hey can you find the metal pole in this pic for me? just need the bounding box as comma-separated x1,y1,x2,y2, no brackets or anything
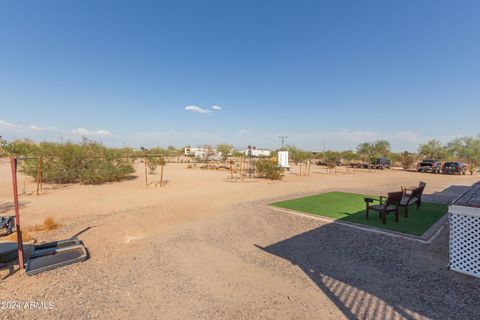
279,136,288,150
10,158,25,270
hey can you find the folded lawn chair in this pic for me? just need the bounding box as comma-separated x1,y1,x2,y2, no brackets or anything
364,191,404,224
400,182,426,218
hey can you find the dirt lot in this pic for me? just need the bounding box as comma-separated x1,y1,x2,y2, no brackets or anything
0,158,479,319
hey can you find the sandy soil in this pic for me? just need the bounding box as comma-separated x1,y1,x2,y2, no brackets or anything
0,158,479,319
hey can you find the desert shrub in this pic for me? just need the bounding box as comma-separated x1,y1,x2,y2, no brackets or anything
255,158,284,180
399,152,416,170
43,217,58,230
19,140,134,184
216,143,233,160
286,145,311,165
469,164,477,175
323,151,339,167
29,217,59,232
147,158,158,173
1,139,39,157
146,155,166,174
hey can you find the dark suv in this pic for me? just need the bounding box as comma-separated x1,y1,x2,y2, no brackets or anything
442,162,467,175
371,157,391,169
417,159,442,173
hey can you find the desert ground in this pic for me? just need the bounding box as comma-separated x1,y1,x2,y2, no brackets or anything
0,158,479,319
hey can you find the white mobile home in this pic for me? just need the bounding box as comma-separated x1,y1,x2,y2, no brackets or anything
245,149,271,157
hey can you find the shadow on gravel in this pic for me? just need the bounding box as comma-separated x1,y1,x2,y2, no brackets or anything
257,222,480,320
424,185,472,204
0,201,29,214
71,226,96,238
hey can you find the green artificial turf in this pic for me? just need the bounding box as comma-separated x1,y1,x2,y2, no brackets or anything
271,192,448,236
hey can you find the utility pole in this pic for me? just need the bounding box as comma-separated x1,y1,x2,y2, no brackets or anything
279,136,288,150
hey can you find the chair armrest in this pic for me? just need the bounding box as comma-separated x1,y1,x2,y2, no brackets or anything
364,197,380,203
402,186,415,195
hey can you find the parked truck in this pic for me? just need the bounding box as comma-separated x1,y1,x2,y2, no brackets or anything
417,159,442,173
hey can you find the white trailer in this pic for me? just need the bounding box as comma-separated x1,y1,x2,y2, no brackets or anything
185,147,202,156
194,150,222,161
245,149,271,157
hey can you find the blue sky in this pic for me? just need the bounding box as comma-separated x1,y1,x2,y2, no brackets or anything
0,1,479,151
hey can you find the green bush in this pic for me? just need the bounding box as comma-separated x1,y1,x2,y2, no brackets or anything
146,155,166,174
12,139,134,184
255,158,284,180
1,139,39,157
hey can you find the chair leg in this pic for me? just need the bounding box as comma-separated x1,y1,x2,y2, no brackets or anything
395,209,399,222
382,211,386,224
366,205,369,220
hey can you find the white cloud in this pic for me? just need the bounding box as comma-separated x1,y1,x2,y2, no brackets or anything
29,124,45,131
2,120,57,132
237,129,249,136
72,128,113,137
211,105,222,111
0,119,21,128
0,117,472,152
185,105,211,114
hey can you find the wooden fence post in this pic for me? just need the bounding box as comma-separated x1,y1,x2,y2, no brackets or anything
144,157,148,186
160,164,164,186
36,155,43,195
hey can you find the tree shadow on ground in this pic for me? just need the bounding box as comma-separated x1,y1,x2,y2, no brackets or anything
0,201,29,214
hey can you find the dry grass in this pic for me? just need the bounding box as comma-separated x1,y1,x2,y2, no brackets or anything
27,216,59,232
2,217,58,243
42,217,58,230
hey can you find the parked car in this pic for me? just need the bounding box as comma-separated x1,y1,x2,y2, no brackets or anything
350,161,369,169
417,159,442,173
370,157,391,169
442,162,467,175
316,160,341,166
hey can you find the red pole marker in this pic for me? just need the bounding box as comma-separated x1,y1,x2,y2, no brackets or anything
10,157,24,270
